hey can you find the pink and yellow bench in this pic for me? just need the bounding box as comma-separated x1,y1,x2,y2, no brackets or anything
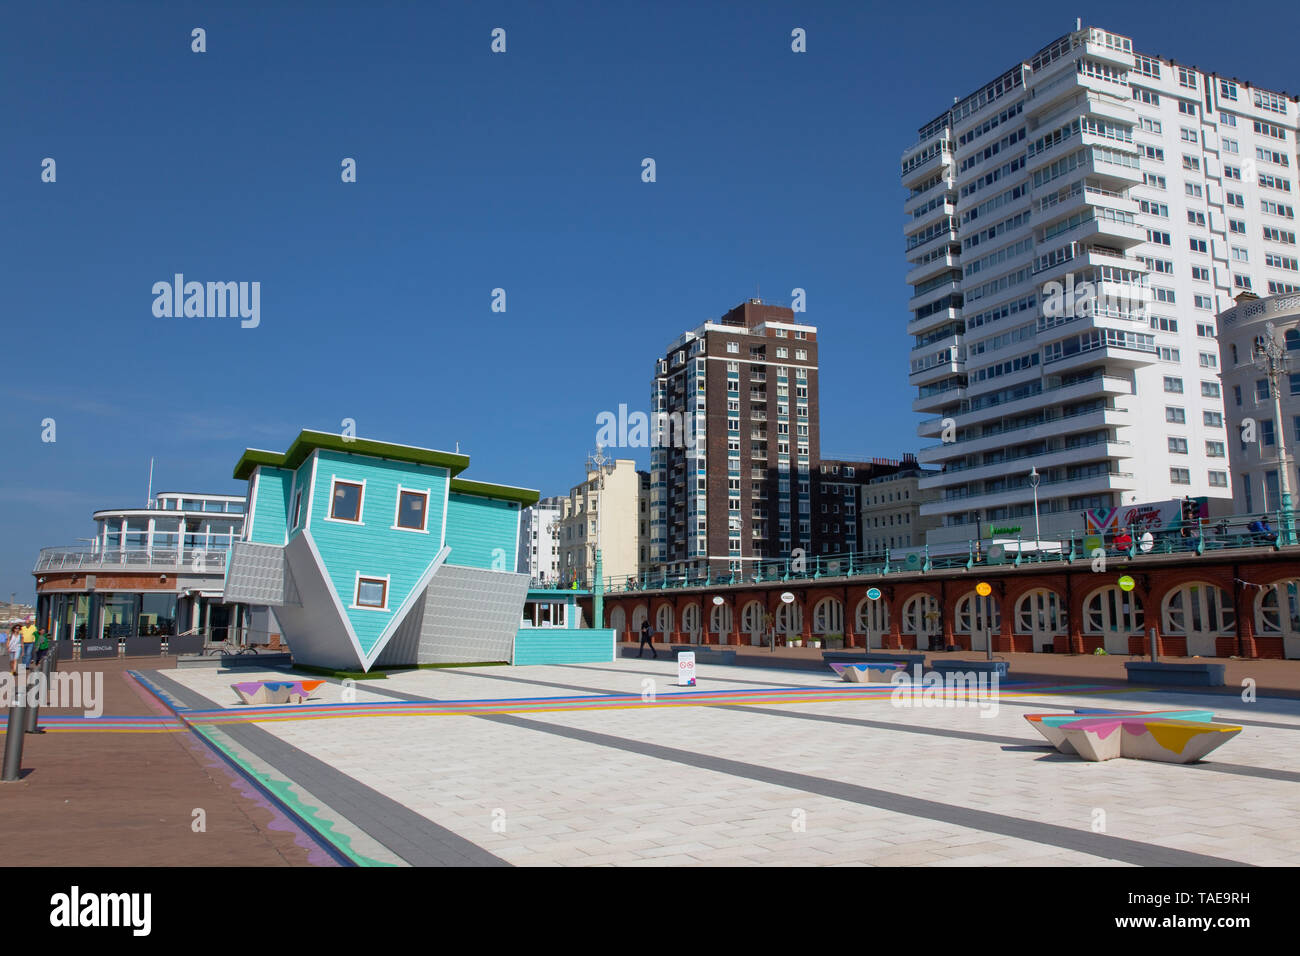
1024,708,1241,763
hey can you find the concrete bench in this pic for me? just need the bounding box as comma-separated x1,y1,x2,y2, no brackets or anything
1025,709,1214,754
1058,715,1242,763
670,645,737,665
1124,661,1226,687
231,680,324,705
828,661,909,683
823,651,926,665
928,659,1010,677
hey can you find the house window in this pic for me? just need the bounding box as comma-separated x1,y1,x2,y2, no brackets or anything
354,576,388,609
291,487,303,528
396,489,429,531
330,479,364,522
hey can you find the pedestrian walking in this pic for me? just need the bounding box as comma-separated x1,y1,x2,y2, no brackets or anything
32,628,51,668
638,620,657,659
7,625,22,675
20,620,36,669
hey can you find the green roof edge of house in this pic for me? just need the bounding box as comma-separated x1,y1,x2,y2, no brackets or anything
234,430,472,480
450,478,541,506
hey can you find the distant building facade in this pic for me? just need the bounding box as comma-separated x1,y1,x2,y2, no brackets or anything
1219,292,1300,514
557,459,648,587
518,495,563,584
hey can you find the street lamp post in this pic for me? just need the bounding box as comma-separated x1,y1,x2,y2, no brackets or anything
1253,323,1295,545
587,447,615,628
1029,466,1042,559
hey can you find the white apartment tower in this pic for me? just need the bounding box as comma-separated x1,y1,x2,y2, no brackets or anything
903,23,1299,540
517,495,562,584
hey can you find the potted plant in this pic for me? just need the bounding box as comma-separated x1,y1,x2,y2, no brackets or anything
824,632,843,649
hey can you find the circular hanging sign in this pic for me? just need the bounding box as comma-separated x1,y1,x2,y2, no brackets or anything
712,595,725,606
1139,532,1154,553
1083,535,1103,553
905,552,921,568
1118,575,1136,592
866,587,882,601
780,591,795,604
976,582,992,597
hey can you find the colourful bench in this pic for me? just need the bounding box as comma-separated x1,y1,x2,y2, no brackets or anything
829,661,908,683
1025,709,1214,755
231,680,324,705
1057,715,1241,763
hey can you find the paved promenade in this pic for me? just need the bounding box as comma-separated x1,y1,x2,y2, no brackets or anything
125,657,1300,866
1,658,328,867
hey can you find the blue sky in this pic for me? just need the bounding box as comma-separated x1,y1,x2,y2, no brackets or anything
3,0,1298,596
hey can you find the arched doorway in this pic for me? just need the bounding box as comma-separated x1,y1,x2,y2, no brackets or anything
812,598,844,638
609,606,627,639
655,604,674,639
774,601,803,643
1256,580,1300,659
1083,586,1143,654
740,601,766,647
631,604,649,635
955,591,1000,651
709,601,733,643
1162,583,1234,657
1015,588,1066,652
901,593,940,649
681,604,702,644
855,596,889,649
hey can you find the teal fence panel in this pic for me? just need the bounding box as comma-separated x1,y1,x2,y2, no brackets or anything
513,627,615,665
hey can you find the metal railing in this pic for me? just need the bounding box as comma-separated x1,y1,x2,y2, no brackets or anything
602,510,1299,594
35,546,229,573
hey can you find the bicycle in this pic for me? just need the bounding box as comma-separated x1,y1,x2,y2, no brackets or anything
203,638,261,657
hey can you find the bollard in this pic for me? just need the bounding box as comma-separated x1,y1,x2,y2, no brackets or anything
2,699,26,782
24,656,51,735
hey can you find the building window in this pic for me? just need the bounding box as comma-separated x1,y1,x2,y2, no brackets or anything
395,489,429,531
354,576,389,610
1168,437,1189,454
1163,377,1183,393
329,479,364,522
726,341,739,353
1170,468,1191,485
1208,471,1228,488
291,487,303,528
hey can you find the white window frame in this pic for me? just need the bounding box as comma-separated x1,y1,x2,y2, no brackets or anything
351,572,390,611
392,484,432,533
325,476,367,525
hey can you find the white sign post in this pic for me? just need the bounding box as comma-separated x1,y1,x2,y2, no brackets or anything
677,651,696,687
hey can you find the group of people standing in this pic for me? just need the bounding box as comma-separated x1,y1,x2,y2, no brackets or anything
6,620,50,675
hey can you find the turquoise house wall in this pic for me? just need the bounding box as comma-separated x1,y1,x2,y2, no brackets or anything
247,467,293,545
307,449,451,657
445,493,520,570
513,627,616,665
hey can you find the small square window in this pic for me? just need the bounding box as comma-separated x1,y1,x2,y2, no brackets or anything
330,480,364,522
355,577,388,609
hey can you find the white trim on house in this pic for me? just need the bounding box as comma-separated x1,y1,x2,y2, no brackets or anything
306,452,319,532
245,468,260,542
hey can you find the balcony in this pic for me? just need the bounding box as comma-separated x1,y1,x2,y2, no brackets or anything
901,145,954,189
924,438,1132,485
924,468,1138,517
919,404,1130,463
906,303,963,338
35,545,229,574
909,347,967,387
906,250,961,287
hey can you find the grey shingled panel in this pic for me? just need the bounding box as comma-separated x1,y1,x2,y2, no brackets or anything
413,565,529,664
223,541,290,605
